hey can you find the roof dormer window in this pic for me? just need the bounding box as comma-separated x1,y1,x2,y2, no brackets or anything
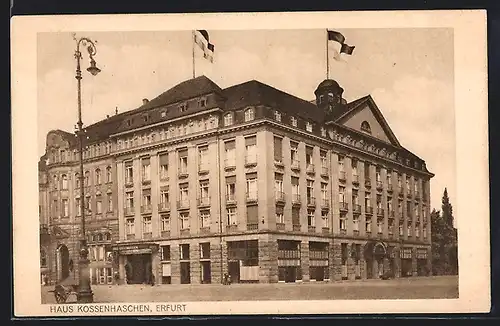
290,116,297,127
161,111,167,118
319,95,324,104
274,110,282,122
224,113,233,126
244,108,255,122
361,121,371,134
306,121,313,132
199,98,207,107
143,115,149,123
179,103,187,113
321,127,326,137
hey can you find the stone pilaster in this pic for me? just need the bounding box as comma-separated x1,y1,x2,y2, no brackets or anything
332,242,342,281
171,243,180,284
412,247,418,276
191,243,201,284
211,241,227,284
258,237,278,283
300,240,310,281
347,243,355,280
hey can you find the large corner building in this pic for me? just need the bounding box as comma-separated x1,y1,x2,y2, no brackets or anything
39,75,433,286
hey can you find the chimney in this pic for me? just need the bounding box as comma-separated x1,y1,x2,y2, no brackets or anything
142,98,149,105
115,107,118,115
106,114,110,118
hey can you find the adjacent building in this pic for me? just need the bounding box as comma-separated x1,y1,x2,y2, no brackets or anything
39,75,433,285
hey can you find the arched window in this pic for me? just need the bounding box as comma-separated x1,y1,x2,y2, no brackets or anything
52,175,58,190
328,92,334,101
97,233,103,241
224,113,233,126
95,169,101,185
84,171,90,186
361,121,372,134
75,173,81,188
105,232,111,241
106,166,112,183
61,174,68,190
244,108,255,122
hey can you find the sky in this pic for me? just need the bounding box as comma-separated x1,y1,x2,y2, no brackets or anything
37,28,455,213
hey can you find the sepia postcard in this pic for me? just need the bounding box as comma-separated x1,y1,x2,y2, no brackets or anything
11,10,490,317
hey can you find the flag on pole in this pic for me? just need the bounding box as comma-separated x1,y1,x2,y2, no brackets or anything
327,30,355,62
194,30,215,63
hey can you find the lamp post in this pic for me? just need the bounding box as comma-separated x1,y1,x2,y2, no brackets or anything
73,34,101,303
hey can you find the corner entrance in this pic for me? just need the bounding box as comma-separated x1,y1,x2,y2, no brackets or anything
125,254,152,284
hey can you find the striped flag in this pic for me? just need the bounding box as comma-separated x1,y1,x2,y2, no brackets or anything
327,30,355,62
194,30,215,63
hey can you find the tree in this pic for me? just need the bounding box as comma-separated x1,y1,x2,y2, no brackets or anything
431,188,458,275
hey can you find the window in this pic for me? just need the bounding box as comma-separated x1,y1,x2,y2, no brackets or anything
414,178,419,193
291,177,300,200
306,121,313,132
200,243,210,259
407,224,412,237
247,205,259,226
376,194,382,209
292,207,300,226
320,183,328,205
180,244,190,260
141,157,151,182
365,192,371,208
387,197,393,213
200,210,210,228
290,116,297,127
126,191,134,209
339,213,347,230
224,140,236,167
274,137,283,163
125,161,133,184
84,171,90,186
199,98,207,107
159,153,168,179
276,206,284,224
406,176,411,192
142,189,152,210
161,245,171,261
306,146,314,171
339,186,346,203
95,169,102,185
290,141,299,166
244,108,255,122
179,212,190,230
227,207,237,225
361,121,371,133
107,193,113,212
178,149,188,175
321,210,329,228
338,155,345,171
106,167,112,183
126,218,135,235
376,168,381,183
161,111,167,118
199,180,210,204
406,201,412,217
226,177,236,202
274,110,282,122
160,186,170,208
398,200,403,215
76,198,81,216
179,103,187,113
224,113,233,126
307,209,315,227
60,149,66,162
353,214,359,231
399,221,404,236
307,180,314,203
75,173,81,188
377,219,383,233
321,127,326,137
388,219,394,234
62,199,69,217
246,173,258,200
143,216,152,234
423,224,428,239
40,249,47,267
319,95,325,103
198,146,209,171
415,224,420,237
365,217,372,233
320,151,328,169
179,183,189,205
397,174,403,189
245,136,257,164
85,196,91,214
161,214,170,231
274,173,283,196
96,197,102,214
386,171,392,187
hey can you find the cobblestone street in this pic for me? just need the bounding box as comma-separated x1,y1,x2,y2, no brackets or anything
41,275,458,304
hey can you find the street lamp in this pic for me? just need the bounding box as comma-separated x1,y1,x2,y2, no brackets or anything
73,34,101,303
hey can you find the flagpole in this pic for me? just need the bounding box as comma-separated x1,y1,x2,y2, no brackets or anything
192,30,196,79
326,29,329,79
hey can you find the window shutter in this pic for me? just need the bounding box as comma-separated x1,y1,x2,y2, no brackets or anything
245,136,257,146
225,140,235,150
142,157,150,165
246,205,258,224
143,189,151,196
159,153,168,165
226,176,236,184
274,137,282,160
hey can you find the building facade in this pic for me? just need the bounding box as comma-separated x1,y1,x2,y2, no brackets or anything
39,75,433,285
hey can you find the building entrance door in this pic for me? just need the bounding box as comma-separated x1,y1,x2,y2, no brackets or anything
126,254,151,284
284,266,297,283
366,259,374,279
200,261,211,284
228,261,240,283
56,244,70,282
